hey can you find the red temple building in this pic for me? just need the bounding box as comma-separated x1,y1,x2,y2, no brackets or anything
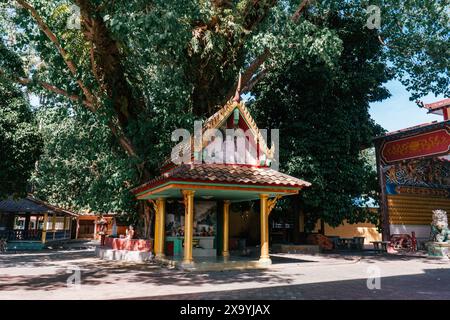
374,98,450,245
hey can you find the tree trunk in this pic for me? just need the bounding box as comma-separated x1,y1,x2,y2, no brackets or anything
143,201,153,240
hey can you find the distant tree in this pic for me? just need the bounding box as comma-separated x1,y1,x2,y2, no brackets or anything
31,106,136,214
0,44,42,197
250,13,390,229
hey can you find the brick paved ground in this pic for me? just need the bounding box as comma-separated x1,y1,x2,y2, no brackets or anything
1,246,449,300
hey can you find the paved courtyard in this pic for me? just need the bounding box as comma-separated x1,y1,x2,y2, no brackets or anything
1,245,450,300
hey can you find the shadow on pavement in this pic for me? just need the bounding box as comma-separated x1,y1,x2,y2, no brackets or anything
126,268,450,300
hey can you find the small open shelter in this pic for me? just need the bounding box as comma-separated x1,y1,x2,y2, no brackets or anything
132,90,311,268
0,195,76,249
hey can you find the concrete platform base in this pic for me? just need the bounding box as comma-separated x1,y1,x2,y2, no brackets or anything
96,247,153,262
155,256,272,271
426,241,450,259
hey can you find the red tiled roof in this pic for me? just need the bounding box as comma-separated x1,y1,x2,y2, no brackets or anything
424,98,450,111
132,164,311,195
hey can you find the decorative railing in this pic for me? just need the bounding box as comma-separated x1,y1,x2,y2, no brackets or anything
0,230,42,241
45,230,70,241
0,230,70,241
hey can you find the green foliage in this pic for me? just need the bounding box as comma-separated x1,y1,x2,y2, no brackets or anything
0,0,447,225
31,106,137,214
315,0,449,99
249,13,392,229
0,76,42,198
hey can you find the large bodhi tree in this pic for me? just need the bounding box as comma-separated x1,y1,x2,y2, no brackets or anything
0,43,42,198
0,0,448,234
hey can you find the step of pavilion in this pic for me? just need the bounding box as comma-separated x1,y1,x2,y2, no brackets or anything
154,256,272,271
95,247,153,263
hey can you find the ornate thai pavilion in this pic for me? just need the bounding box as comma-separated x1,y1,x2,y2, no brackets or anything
132,92,311,267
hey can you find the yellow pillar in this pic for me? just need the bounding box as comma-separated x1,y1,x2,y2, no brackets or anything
222,200,230,257
52,213,56,240
156,198,166,257
182,190,195,264
154,205,160,256
259,194,271,264
41,213,48,244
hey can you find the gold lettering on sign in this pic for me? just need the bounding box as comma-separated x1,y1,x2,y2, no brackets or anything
384,136,447,158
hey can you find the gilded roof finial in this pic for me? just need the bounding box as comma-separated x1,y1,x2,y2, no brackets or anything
233,71,242,103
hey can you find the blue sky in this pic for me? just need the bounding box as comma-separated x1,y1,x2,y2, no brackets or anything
369,80,444,132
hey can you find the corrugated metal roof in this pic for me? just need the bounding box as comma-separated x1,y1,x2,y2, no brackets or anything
0,198,51,213
0,196,77,216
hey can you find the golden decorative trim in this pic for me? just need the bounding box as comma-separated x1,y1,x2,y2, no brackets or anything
137,183,299,199
148,199,158,212
181,190,195,216
267,195,282,215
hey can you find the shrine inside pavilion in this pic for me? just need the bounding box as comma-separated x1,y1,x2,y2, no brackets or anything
132,92,311,267
374,98,450,243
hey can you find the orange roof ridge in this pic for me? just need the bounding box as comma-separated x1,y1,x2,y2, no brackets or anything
423,98,450,111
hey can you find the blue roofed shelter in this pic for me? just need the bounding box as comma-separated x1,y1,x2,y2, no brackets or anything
0,195,77,250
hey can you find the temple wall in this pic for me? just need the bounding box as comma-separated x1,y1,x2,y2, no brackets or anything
387,194,450,239
313,219,381,244
389,224,430,239
387,194,450,225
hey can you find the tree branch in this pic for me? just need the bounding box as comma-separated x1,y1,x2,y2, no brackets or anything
75,0,143,123
89,41,102,86
15,1,149,181
16,0,95,106
291,0,310,23
1,68,93,108
229,0,311,99
226,48,271,99
242,68,269,93
39,81,94,108
377,34,400,49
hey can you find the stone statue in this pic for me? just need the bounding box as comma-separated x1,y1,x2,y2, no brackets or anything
430,209,450,243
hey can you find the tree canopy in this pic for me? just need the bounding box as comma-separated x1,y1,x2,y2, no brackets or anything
249,12,389,228
0,0,448,230
0,44,42,198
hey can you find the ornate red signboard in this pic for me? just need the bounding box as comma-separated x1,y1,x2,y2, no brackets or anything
381,128,450,164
